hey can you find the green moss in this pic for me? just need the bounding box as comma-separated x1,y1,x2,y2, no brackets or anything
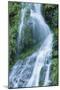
19,47,36,59
50,58,58,86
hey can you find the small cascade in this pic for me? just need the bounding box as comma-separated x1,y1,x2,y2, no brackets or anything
17,8,26,50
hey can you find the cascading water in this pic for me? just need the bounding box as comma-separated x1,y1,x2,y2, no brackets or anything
17,8,26,51
9,3,53,88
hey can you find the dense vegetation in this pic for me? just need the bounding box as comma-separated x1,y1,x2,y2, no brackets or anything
8,2,58,86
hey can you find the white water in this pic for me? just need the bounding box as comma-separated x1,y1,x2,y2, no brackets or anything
9,4,53,88
43,63,51,86
26,34,53,87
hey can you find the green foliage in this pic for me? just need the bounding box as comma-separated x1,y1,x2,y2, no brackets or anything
50,58,58,86
8,2,20,70
42,4,58,29
50,37,58,85
19,43,40,59
19,47,35,59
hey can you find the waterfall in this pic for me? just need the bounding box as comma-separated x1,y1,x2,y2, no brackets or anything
17,8,26,51
9,3,53,88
